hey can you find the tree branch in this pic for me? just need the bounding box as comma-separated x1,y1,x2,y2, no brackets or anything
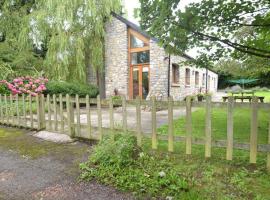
192,30,270,58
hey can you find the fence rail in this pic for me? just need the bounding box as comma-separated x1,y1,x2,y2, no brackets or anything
0,94,270,170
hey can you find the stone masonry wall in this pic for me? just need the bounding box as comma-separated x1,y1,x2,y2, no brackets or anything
104,17,128,98
170,55,218,100
148,40,169,100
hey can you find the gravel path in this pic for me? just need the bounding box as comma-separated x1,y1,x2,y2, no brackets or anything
0,128,132,200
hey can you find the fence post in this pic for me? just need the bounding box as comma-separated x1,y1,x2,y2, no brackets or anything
47,94,52,130
86,95,91,139
29,95,33,129
226,96,234,160
5,94,8,124
151,96,157,150
97,95,103,140
66,94,75,137
109,96,114,131
22,94,26,123
186,96,192,155
136,96,142,146
0,94,2,123
122,95,127,132
250,96,258,164
168,96,174,152
205,95,212,158
16,94,19,126
76,94,81,137
267,111,270,172
36,95,41,130
40,94,46,129
59,94,64,133
53,94,58,131
10,94,14,125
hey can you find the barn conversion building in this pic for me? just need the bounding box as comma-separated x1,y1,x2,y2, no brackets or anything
90,13,218,100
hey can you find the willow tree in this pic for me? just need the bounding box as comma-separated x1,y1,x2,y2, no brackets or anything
22,0,121,94
0,0,43,78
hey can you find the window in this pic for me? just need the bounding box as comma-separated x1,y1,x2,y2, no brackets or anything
131,51,150,65
195,71,199,86
202,73,206,86
207,75,210,87
185,68,190,86
130,35,148,48
172,64,179,84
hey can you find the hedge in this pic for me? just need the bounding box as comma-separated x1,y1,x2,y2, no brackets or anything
44,81,99,98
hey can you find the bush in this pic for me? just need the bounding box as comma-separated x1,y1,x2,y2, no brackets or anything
80,134,190,199
0,84,10,94
45,81,99,98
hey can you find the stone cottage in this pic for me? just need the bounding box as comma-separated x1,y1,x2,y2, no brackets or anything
100,13,218,100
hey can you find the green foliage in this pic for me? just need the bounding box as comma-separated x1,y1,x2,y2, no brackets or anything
80,134,190,198
139,0,270,66
24,0,121,82
0,1,44,78
45,81,99,98
0,84,10,95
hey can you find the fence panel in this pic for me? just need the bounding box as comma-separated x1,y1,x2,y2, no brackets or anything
136,96,142,146
250,97,258,164
151,96,157,150
205,95,212,158
226,96,234,160
1,93,270,170
186,96,192,155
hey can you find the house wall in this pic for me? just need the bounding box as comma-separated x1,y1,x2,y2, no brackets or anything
104,17,129,98
103,15,218,100
148,40,169,100
169,56,218,100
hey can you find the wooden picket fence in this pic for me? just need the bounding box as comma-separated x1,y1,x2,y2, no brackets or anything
0,93,270,170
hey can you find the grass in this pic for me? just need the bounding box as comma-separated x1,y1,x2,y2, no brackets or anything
254,91,270,102
158,107,269,144
0,127,89,159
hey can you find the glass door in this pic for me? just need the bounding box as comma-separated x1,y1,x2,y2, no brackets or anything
132,67,140,98
142,66,149,99
131,65,149,99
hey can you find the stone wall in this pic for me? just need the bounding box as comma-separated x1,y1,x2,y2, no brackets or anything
148,40,169,100
100,15,218,100
169,55,218,100
104,17,129,98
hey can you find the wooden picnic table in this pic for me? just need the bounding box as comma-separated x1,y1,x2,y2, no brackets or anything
223,91,264,102
222,96,264,102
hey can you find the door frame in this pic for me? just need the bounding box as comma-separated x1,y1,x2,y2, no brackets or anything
130,64,150,99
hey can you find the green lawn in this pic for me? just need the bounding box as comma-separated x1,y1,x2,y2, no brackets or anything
151,106,270,199
158,107,269,144
255,91,270,102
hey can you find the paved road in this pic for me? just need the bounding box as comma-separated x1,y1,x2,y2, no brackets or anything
0,129,132,200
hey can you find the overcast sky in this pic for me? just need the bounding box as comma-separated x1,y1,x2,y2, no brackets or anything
124,0,200,24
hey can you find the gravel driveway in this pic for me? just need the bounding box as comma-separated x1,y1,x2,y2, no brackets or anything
0,127,132,200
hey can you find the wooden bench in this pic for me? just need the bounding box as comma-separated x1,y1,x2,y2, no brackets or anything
222,96,264,103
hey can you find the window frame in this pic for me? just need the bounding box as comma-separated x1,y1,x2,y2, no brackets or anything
185,68,191,86
172,64,180,84
195,71,199,87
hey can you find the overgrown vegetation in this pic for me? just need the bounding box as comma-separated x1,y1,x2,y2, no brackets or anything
80,134,193,199
44,81,99,98
80,133,270,199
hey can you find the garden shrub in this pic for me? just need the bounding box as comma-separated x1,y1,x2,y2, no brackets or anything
0,84,10,94
80,134,190,199
45,81,99,98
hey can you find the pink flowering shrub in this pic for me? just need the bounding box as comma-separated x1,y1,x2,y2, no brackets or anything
0,76,48,96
